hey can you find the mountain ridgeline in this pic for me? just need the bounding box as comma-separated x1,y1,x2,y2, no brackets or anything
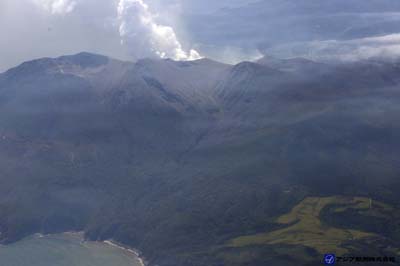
0,52,400,266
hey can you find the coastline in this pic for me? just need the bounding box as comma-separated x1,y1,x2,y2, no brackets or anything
1,231,146,266
34,231,85,239
0,231,146,266
103,240,146,266
41,232,147,266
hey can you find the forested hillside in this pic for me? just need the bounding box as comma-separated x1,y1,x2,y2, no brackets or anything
0,53,400,265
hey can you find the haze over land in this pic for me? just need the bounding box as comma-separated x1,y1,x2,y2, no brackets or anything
1,52,400,265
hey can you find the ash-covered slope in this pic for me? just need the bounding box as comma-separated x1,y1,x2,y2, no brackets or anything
0,52,227,242
1,53,400,266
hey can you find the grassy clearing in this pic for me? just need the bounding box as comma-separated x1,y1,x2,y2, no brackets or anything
228,196,381,255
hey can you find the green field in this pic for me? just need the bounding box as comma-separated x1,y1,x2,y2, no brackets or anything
228,196,389,255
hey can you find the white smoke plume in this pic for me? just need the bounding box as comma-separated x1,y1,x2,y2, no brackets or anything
117,0,201,61
32,0,77,14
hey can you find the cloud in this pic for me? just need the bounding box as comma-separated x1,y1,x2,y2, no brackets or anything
0,0,126,72
198,45,263,64
117,0,201,60
316,34,400,61
265,33,400,62
3,0,400,72
32,0,77,15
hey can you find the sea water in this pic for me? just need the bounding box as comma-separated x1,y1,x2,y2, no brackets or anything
0,233,142,266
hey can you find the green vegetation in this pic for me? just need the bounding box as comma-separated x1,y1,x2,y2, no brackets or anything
2,53,400,266
228,196,392,255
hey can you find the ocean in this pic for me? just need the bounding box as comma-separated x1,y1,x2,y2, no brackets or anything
0,233,142,266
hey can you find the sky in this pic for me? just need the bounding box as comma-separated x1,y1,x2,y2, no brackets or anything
1,0,400,72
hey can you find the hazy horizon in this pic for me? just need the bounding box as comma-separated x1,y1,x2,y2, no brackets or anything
2,0,400,72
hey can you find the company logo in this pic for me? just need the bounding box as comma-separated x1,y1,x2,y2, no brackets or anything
324,254,336,265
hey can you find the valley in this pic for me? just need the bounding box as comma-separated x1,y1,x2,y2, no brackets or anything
0,53,400,265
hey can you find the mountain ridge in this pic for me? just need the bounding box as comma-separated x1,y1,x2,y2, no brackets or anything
1,52,400,266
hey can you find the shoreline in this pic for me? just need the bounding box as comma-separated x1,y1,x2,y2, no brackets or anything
1,231,146,266
103,240,146,266
34,231,85,239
